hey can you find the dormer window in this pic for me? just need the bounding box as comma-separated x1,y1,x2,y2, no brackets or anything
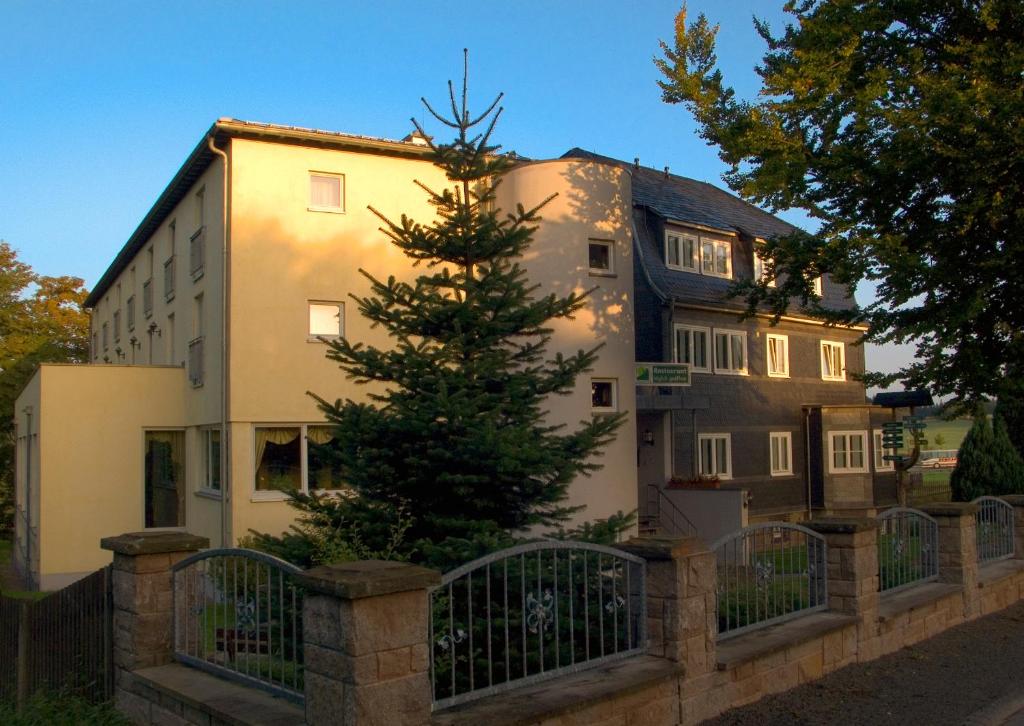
701,238,732,278
665,232,697,271
665,228,731,279
753,243,776,287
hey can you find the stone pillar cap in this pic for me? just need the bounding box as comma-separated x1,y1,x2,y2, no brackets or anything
297,560,441,599
804,518,877,534
920,502,978,517
619,534,710,560
1000,495,1024,507
101,531,209,555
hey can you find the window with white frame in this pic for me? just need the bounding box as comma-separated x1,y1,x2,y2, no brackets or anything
698,433,731,479
203,428,221,492
753,244,776,287
309,172,345,212
766,334,789,377
701,238,732,278
829,431,868,473
821,340,846,381
770,432,793,476
113,310,121,342
588,239,614,275
308,302,344,340
253,425,346,497
665,231,698,271
714,330,747,374
102,321,109,351
126,295,135,332
591,379,617,412
812,275,823,296
144,429,185,528
873,430,895,471
674,324,710,372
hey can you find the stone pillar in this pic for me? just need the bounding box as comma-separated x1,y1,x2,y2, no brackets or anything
921,502,980,617
620,535,715,678
1000,495,1024,559
298,560,441,726
806,519,879,646
100,531,208,678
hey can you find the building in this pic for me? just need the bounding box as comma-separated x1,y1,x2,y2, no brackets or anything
13,120,638,589
13,120,894,590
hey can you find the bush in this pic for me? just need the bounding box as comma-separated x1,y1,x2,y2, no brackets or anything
0,692,129,726
951,415,1024,500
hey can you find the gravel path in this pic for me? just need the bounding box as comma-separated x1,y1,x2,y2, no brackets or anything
704,601,1024,726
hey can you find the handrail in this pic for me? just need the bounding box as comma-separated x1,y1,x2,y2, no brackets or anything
645,484,698,538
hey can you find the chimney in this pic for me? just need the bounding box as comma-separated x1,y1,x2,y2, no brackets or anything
664,166,670,178
634,157,640,170
403,130,432,146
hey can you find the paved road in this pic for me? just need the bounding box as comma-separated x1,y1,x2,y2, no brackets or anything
704,601,1024,726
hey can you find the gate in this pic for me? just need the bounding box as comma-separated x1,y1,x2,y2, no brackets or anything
0,565,113,704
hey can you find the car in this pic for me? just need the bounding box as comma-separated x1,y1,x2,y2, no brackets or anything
919,456,957,469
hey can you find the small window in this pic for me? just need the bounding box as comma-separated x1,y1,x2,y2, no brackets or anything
588,240,614,275
873,430,895,472
92,332,99,360
701,238,732,278
812,275,823,297
307,426,346,490
829,431,868,473
698,433,731,479
309,173,344,212
195,187,205,231
127,296,136,332
821,341,845,381
591,379,617,412
113,310,121,342
665,232,697,271
714,330,747,374
753,245,776,287
144,430,185,528
674,324,710,372
770,432,793,476
767,334,789,378
309,302,344,340
102,322,109,351
204,429,222,491
255,427,302,492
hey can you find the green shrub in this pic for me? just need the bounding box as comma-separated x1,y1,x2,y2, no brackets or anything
0,692,129,726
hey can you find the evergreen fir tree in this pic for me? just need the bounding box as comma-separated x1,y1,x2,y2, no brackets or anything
951,416,998,501
304,60,625,567
995,369,1024,461
992,414,1024,495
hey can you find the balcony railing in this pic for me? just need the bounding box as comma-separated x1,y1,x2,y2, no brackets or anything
143,279,153,318
188,337,204,387
190,227,205,280
164,256,176,301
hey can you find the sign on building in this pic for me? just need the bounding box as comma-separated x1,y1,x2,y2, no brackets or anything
635,362,691,386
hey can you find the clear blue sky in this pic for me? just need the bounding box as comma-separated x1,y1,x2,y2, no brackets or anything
0,0,912,380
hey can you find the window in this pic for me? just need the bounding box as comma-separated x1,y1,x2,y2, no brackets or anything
309,302,344,340
698,433,731,479
714,330,747,374
194,187,205,231
92,332,99,360
591,379,617,412
127,295,136,332
193,294,204,339
113,310,121,342
665,232,697,271
753,245,776,287
821,341,846,381
770,432,793,476
674,324,710,372
144,430,185,528
165,221,176,301
588,239,614,275
309,172,344,212
829,431,868,473
166,313,175,365
811,276,823,296
766,334,789,378
873,430,895,472
203,429,221,492
701,238,732,278
254,425,346,497
189,228,205,280
102,322,109,351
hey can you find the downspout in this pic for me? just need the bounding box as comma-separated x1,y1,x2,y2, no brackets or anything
22,406,33,589
208,136,231,548
805,407,813,519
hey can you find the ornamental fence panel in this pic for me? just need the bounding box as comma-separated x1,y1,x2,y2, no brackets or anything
973,497,1015,564
428,540,646,710
878,508,939,593
711,523,827,640
171,548,304,703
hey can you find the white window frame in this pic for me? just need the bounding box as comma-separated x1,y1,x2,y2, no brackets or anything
828,430,869,474
698,433,732,480
873,430,895,472
251,423,348,501
753,242,776,287
673,324,711,372
308,171,345,213
588,239,615,276
821,340,846,381
665,231,698,272
198,427,222,497
812,275,823,296
766,334,790,378
308,301,345,341
700,238,732,279
591,378,618,413
770,431,793,476
713,329,748,375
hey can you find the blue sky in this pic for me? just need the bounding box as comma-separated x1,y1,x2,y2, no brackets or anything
0,0,913,379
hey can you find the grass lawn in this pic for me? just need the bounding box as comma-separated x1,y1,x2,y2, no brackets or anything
0,537,47,600
920,417,971,451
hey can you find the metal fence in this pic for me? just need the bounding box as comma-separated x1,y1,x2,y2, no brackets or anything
429,541,646,710
878,508,939,593
0,565,112,704
973,496,1015,564
172,548,304,703
711,523,827,640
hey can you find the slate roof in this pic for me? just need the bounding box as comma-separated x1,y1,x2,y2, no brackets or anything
561,147,856,313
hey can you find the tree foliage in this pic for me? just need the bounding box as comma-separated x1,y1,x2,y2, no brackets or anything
0,241,90,533
258,62,625,570
994,368,1024,460
656,1,1024,404
950,414,1024,500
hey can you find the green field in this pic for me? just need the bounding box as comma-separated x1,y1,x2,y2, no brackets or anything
919,418,971,451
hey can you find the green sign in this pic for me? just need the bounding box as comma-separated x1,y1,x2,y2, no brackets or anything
881,422,903,431
636,362,691,386
883,454,910,462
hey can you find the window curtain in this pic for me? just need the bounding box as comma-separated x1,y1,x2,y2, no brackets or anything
307,426,334,445
254,427,300,472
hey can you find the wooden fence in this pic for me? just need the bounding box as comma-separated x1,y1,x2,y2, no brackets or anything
0,565,112,705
